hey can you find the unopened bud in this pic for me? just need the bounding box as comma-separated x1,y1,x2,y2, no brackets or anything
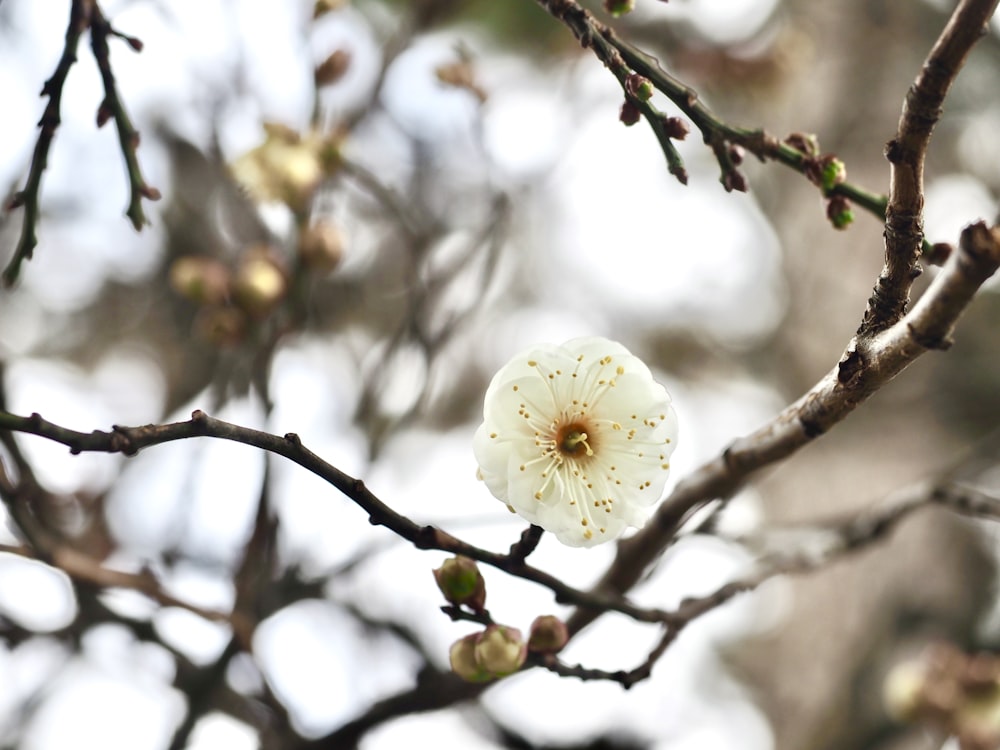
723,169,748,193
433,556,486,611
169,256,231,305
122,34,144,52
96,100,113,128
315,50,351,87
784,132,820,157
527,615,568,654
232,248,288,317
604,0,635,17
819,155,847,192
619,100,640,127
826,195,854,230
449,633,493,683
626,74,653,102
883,660,927,722
663,116,690,140
474,625,527,677
298,221,345,273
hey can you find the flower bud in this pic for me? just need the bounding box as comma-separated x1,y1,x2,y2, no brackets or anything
723,169,748,193
298,221,345,273
784,132,820,157
169,256,231,305
826,195,854,230
625,74,653,102
232,247,288,318
474,625,527,677
449,633,493,683
433,556,486,611
819,155,847,192
663,116,690,140
527,615,568,654
619,100,641,127
604,0,634,17
883,660,927,722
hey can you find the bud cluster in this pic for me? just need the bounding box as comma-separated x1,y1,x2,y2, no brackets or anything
884,642,1000,750
433,556,569,683
168,215,348,344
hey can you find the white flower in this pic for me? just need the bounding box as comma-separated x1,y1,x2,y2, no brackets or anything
473,337,678,547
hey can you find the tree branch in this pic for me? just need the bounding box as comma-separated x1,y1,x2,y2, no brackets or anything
3,0,90,287
0,409,674,627
570,220,1000,635
859,0,1000,335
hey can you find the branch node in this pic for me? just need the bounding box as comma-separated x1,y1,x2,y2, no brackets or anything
837,348,866,385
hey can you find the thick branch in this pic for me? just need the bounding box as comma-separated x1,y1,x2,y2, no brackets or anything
859,0,1000,335
569,221,1000,634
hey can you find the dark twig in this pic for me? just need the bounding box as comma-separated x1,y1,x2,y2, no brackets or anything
859,0,1000,336
0,409,673,626
532,0,895,217
89,3,160,230
3,0,159,287
507,524,544,564
3,0,90,287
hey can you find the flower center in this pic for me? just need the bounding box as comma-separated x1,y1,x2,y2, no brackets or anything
556,422,595,459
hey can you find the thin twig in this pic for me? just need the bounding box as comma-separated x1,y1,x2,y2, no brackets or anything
90,3,160,229
3,0,91,287
3,0,159,286
0,409,675,626
531,0,895,223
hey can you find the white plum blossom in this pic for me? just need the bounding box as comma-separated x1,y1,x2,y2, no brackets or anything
473,337,678,547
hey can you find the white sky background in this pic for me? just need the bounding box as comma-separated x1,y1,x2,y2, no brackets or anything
1,0,993,748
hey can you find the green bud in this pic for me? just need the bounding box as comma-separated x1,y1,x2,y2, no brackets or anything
626,73,653,102
604,0,634,16
433,556,486,611
820,156,847,192
826,196,854,230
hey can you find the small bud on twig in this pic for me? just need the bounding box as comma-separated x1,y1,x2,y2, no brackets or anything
619,100,641,126
785,132,820,157
723,169,748,193
528,615,569,654
625,73,654,102
449,633,493,683
826,195,854,229
433,556,486,611
474,625,527,677
663,116,690,140
298,221,346,273
96,100,113,128
604,0,635,17
819,155,847,192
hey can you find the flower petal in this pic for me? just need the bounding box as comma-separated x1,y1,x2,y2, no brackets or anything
474,336,678,547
